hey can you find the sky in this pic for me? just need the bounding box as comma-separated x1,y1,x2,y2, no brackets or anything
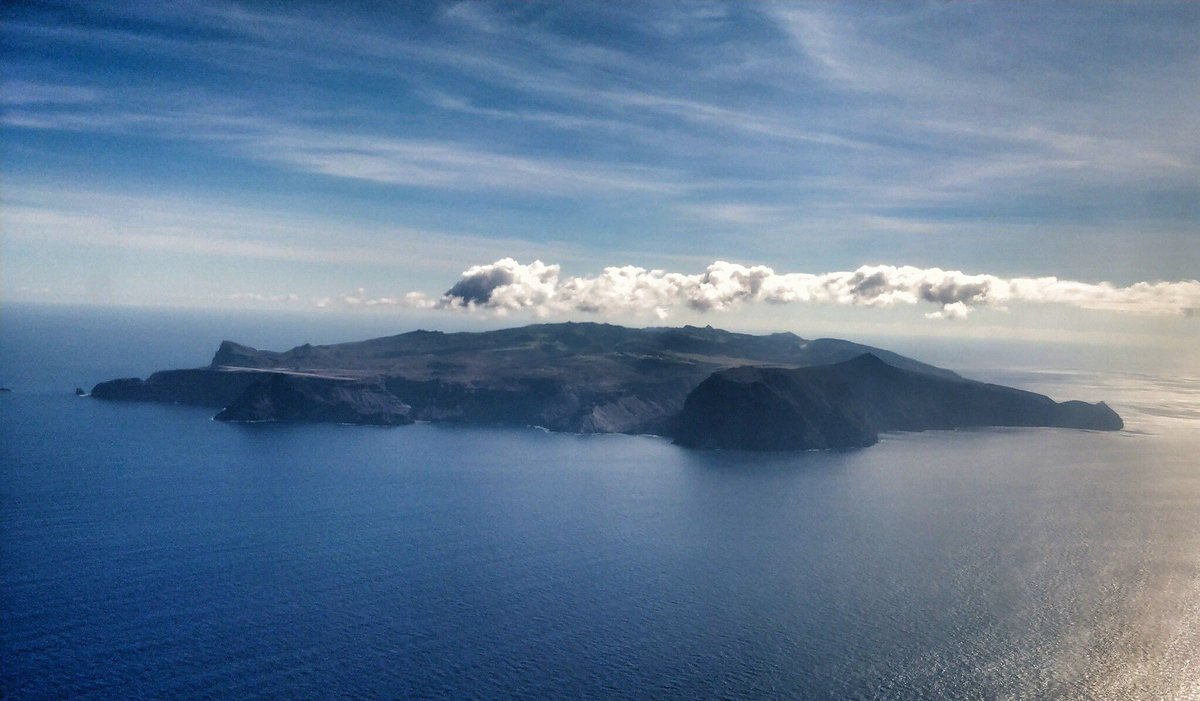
2,1,1197,351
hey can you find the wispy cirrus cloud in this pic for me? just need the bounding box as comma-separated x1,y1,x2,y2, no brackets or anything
767,4,1200,190
245,130,685,195
7,1,1195,208
0,189,577,272
0,80,99,105
4,0,1198,319
1,102,687,195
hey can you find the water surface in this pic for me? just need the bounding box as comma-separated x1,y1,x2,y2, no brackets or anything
2,306,1197,699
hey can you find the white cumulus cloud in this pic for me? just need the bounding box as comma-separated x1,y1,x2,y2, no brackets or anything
434,259,1200,320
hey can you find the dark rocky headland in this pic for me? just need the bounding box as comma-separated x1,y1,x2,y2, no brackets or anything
671,353,1121,450
91,322,1121,450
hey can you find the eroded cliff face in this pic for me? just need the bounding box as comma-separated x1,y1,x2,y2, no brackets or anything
94,323,929,431
90,323,1123,449
90,369,259,407
378,375,696,434
669,367,877,451
214,374,412,426
672,354,1123,451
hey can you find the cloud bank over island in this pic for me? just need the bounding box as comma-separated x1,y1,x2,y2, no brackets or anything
386,258,1200,321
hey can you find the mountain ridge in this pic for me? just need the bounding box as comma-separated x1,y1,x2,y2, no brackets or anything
671,353,1121,450
90,322,1120,448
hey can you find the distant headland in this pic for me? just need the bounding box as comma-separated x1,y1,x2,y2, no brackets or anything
91,322,1121,450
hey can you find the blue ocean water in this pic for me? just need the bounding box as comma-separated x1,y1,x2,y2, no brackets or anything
2,305,1198,699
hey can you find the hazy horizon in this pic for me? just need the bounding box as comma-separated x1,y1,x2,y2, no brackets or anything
2,2,1197,358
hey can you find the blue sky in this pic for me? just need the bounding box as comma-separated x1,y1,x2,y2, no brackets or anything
2,1,1197,347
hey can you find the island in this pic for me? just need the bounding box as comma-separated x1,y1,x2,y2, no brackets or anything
671,353,1121,450
90,322,1121,450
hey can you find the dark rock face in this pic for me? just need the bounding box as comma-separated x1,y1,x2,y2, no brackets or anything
210,341,263,368
93,322,953,432
90,323,1122,443
672,354,1124,451
380,375,695,434
91,369,261,406
670,366,877,450
214,373,412,425
1051,400,1124,431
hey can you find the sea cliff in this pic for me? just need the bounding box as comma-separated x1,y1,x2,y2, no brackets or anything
671,354,1122,450
90,322,1122,449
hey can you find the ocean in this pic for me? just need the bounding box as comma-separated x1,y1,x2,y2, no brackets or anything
2,304,1198,699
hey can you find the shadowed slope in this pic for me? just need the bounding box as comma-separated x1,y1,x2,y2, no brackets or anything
672,354,1123,451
